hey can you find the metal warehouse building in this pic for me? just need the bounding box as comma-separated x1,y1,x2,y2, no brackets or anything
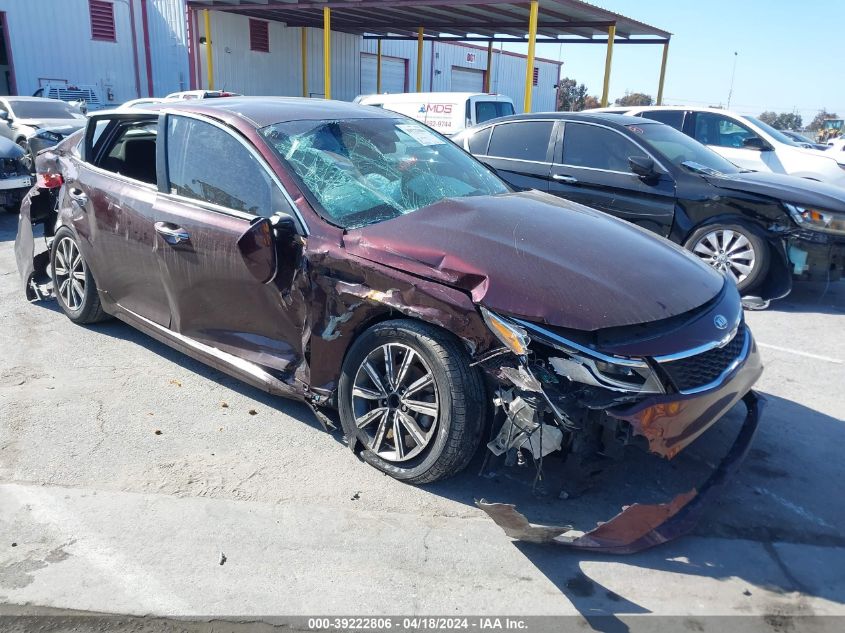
0,1,670,112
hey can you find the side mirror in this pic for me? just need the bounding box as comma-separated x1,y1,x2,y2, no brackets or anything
0,110,8,121
742,136,771,151
628,155,657,178
237,217,278,284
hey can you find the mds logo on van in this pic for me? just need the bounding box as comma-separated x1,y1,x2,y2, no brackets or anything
418,103,453,114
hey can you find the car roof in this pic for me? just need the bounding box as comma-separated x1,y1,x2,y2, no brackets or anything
149,96,401,127
469,111,651,127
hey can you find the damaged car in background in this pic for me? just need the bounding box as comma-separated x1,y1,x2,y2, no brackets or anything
0,136,32,212
17,98,762,553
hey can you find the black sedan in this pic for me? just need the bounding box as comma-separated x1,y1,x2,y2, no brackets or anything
454,113,845,302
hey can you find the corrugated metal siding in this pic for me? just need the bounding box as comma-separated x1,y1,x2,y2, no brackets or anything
362,39,559,112
145,0,190,96
0,0,140,103
0,0,559,108
196,11,361,101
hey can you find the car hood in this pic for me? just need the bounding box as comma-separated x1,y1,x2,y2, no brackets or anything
16,117,86,131
343,190,724,331
704,170,845,214
35,122,86,136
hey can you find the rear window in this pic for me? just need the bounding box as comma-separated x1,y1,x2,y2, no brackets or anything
476,101,515,124
487,121,553,162
7,100,85,120
638,109,685,130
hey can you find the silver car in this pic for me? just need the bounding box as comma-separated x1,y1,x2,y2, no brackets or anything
0,97,87,169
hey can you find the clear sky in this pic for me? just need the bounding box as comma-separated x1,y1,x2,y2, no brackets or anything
502,0,844,122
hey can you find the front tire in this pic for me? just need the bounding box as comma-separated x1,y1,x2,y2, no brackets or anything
684,223,770,293
50,227,109,324
338,319,486,484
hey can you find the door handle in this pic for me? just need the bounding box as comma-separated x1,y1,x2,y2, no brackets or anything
154,221,191,245
68,188,88,206
552,174,578,184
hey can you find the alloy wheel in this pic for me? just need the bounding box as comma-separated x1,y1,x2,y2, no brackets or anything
691,229,756,285
351,343,440,462
53,236,86,311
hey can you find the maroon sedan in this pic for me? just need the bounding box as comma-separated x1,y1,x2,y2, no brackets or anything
17,98,762,552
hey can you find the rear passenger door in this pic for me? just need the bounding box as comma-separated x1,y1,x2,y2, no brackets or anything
152,112,306,375
70,113,170,326
474,119,556,191
549,121,676,236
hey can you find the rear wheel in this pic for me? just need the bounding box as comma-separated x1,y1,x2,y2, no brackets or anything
338,320,486,484
684,223,769,293
50,227,109,324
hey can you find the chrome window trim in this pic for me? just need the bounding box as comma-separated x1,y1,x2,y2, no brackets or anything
669,328,751,395
476,154,553,166
79,160,159,193
161,109,310,236
557,120,672,176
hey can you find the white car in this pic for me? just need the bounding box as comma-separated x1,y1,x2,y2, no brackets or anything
165,90,242,100
591,105,845,188
827,137,845,152
354,92,515,136
117,97,179,110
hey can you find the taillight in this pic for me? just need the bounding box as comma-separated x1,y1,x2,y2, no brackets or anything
37,173,64,189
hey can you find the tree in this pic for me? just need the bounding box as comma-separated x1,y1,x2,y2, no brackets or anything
773,112,802,130
808,109,840,131
556,77,589,111
583,95,601,110
758,111,778,126
614,92,654,107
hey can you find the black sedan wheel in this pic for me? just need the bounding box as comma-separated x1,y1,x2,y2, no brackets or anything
685,223,769,293
338,320,486,484
50,227,109,324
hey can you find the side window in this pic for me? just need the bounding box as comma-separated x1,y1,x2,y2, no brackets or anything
639,109,685,131
467,126,493,154
487,121,554,162
693,112,755,148
560,123,640,172
166,115,282,217
475,101,514,124
94,120,158,186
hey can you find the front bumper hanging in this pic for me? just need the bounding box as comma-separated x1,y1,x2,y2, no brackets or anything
477,391,762,554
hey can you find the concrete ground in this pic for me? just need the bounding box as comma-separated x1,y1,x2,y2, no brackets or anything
1,210,844,630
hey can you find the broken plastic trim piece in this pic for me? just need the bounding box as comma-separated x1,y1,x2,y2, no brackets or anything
477,391,761,554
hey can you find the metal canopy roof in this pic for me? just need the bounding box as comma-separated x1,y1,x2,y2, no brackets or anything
190,0,671,42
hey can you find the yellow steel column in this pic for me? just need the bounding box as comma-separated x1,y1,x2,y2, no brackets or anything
416,27,424,92
203,9,214,90
301,27,308,97
323,6,331,99
523,0,538,112
656,40,669,105
600,24,616,107
377,39,382,93
484,39,493,92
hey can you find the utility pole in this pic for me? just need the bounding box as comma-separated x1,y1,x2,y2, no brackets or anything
727,51,738,109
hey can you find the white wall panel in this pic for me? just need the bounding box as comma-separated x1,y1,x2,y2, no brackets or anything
0,0,143,104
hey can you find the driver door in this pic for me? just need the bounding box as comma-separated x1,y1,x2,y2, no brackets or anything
690,111,779,173
152,113,306,376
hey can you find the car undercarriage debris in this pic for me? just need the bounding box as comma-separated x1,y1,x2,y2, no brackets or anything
477,391,761,553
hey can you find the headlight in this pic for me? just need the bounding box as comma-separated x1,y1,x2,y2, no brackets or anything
512,318,665,394
36,131,62,143
480,307,530,356
785,203,845,235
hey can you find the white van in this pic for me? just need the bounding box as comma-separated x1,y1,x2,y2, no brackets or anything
355,92,515,136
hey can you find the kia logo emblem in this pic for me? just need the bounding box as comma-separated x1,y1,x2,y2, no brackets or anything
714,315,729,330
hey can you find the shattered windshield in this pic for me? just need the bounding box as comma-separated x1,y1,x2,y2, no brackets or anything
260,117,507,229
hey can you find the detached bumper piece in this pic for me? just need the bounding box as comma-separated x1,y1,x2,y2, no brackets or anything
477,391,762,554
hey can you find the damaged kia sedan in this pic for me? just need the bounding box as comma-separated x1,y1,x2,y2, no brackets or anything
17,98,762,552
